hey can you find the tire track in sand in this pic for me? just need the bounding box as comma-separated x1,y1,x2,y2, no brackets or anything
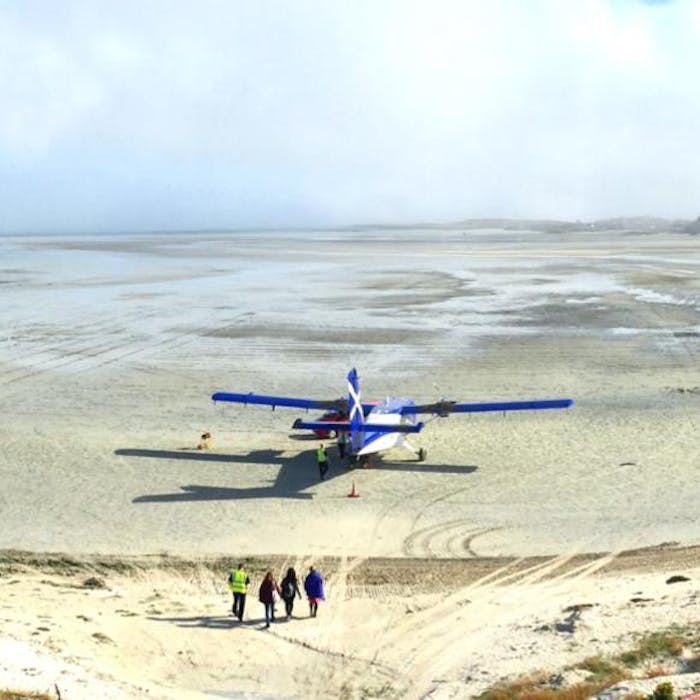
402,521,498,558
276,553,399,697
396,550,621,700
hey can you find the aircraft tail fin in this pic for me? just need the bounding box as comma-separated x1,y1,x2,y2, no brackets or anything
347,367,364,453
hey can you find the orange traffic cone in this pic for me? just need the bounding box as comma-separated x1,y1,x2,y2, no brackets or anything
348,480,360,498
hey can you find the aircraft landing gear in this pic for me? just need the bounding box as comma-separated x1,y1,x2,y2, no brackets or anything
417,448,427,462
348,455,366,469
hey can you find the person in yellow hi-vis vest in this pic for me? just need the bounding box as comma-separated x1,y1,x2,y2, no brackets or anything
227,562,250,621
316,443,328,480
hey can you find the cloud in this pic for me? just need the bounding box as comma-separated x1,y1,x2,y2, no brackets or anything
1,0,700,232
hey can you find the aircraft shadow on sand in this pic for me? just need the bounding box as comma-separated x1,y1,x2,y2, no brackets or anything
120,448,316,502
116,447,477,503
115,447,302,465
375,460,477,475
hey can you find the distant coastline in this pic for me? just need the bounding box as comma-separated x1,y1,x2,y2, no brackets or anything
2,214,700,237
347,215,700,234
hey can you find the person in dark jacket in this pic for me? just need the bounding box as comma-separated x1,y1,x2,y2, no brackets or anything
303,565,325,618
280,567,302,618
258,571,281,628
337,431,348,459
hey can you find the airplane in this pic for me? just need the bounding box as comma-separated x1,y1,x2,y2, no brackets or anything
211,368,573,464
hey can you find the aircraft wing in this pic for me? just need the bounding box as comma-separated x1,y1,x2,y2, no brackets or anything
212,391,348,411
403,398,573,416
212,391,380,414
292,419,424,434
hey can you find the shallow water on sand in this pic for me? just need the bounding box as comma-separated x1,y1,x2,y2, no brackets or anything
2,229,698,380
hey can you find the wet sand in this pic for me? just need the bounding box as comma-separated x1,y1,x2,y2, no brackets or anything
0,227,699,697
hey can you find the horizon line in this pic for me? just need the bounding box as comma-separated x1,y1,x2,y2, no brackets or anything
1,214,698,238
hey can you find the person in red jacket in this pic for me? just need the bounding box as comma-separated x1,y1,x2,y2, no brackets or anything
258,571,281,628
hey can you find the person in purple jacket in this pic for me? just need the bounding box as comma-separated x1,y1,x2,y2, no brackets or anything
303,565,325,618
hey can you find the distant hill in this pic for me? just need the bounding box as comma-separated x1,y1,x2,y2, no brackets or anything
450,216,699,234
346,216,700,234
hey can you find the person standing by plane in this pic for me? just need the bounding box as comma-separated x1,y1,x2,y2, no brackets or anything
228,562,250,621
316,443,328,480
304,565,325,618
337,430,348,460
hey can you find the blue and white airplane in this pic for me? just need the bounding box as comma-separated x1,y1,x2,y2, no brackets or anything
212,368,573,463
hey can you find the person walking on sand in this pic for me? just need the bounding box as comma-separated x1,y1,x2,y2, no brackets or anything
316,443,328,480
304,565,325,618
280,567,302,618
228,562,250,621
259,571,281,628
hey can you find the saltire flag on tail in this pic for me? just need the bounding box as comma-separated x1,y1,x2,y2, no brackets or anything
347,367,364,454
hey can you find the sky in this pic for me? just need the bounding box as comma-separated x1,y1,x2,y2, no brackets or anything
1,0,699,233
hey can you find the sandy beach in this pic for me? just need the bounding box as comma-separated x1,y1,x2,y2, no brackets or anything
1,226,699,698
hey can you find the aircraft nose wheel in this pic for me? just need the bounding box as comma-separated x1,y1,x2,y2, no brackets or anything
417,448,427,462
